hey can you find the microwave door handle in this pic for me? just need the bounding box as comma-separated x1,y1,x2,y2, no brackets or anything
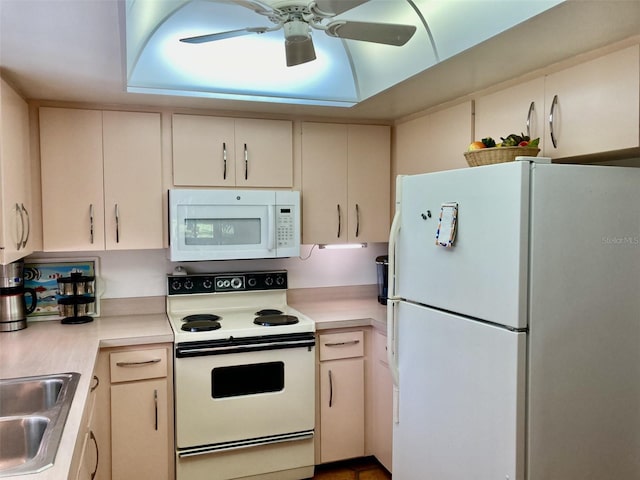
267,205,275,251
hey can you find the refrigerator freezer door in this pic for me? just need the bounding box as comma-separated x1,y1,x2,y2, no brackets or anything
393,301,526,480
397,162,530,329
528,164,640,479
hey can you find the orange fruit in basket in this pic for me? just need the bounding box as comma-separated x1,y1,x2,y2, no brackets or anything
468,141,486,151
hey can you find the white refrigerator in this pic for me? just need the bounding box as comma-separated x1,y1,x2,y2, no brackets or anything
386,158,640,480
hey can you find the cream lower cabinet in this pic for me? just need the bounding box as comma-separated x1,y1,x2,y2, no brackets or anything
172,114,293,187
370,330,393,472
542,44,639,159
0,78,34,263
91,344,173,480
39,108,163,251
73,374,100,480
318,330,365,463
302,123,390,245
109,346,172,480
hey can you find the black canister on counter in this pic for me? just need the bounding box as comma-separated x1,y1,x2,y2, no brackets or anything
375,255,388,305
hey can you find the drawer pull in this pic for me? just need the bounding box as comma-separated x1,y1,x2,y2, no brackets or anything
90,375,99,392
324,340,360,347
116,358,162,367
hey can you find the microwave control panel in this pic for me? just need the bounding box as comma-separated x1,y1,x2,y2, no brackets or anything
276,207,296,248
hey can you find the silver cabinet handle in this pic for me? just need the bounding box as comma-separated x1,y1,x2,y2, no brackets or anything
336,204,342,238
154,389,158,431
90,375,99,392
114,204,120,243
549,94,559,148
115,358,161,367
526,101,535,139
89,430,99,480
15,203,24,250
355,203,360,238
89,204,95,244
324,340,360,347
328,369,333,408
222,142,227,180
244,143,248,180
20,204,30,248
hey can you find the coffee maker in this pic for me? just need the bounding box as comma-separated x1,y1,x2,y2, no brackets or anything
0,260,37,332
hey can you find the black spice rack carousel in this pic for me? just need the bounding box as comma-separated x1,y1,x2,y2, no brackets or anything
57,272,96,324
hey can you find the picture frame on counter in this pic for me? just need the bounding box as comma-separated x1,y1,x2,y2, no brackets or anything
23,258,101,321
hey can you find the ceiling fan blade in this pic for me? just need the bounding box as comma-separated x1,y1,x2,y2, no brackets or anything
326,20,416,46
230,0,276,16
314,0,370,16
180,27,269,44
285,37,317,67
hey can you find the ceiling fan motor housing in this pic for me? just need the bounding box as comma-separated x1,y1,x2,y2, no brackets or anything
284,19,310,43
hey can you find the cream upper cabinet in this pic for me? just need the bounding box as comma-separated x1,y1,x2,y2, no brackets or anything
0,78,34,264
40,107,163,251
172,114,293,187
395,101,472,176
543,44,639,159
102,111,163,250
302,122,390,245
474,77,546,150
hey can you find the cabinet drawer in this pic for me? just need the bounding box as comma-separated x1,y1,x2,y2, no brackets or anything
110,348,167,383
319,331,364,361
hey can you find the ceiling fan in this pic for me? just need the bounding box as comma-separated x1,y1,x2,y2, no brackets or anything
179,0,417,66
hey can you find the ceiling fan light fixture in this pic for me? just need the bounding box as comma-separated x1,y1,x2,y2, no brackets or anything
285,36,316,67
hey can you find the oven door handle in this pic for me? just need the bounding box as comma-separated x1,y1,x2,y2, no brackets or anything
177,430,314,458
176,338,315,357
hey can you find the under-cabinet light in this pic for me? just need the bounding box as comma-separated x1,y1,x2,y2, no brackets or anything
318,243,368,250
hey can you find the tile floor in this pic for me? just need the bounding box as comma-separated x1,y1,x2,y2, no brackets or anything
312,457,391,480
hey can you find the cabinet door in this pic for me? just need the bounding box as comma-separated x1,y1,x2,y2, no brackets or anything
347,125,390,243
319,358,365,463
371,331,393,471
0,79,32,263
234,118,293,187
395,101,472,176
301,122,348,244
475,77,545,150
543,45,640,158
172,114,236,186
111,379,169,480
103,111,163,250
40,108,105,251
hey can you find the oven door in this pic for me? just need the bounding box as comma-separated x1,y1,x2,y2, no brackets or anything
174,334,316,450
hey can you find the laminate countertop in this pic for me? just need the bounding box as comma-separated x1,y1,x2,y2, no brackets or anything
0,307,172,480
0,286,386,480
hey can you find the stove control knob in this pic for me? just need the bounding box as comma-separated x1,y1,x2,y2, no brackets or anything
247,278,257,288
231,277,243,289
265,276,274,286
184,280,194,290
171,280,182,291
275,276,285,285
202,279,213,290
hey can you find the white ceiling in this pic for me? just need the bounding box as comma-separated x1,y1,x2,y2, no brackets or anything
1,0,639,122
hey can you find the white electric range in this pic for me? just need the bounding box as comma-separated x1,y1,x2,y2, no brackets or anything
166,270,316,480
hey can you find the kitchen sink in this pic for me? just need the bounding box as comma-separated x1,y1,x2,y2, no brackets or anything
0,378,64,417
0,373,80,477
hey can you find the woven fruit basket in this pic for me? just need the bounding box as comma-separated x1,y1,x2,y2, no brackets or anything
464,146,540,167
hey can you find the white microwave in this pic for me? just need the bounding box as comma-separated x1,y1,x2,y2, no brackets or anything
168,189,300,261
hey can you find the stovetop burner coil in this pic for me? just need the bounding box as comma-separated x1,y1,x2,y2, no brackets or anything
253,314,299,326
255,309,283,316
182,313,221,323
181,320,222,332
